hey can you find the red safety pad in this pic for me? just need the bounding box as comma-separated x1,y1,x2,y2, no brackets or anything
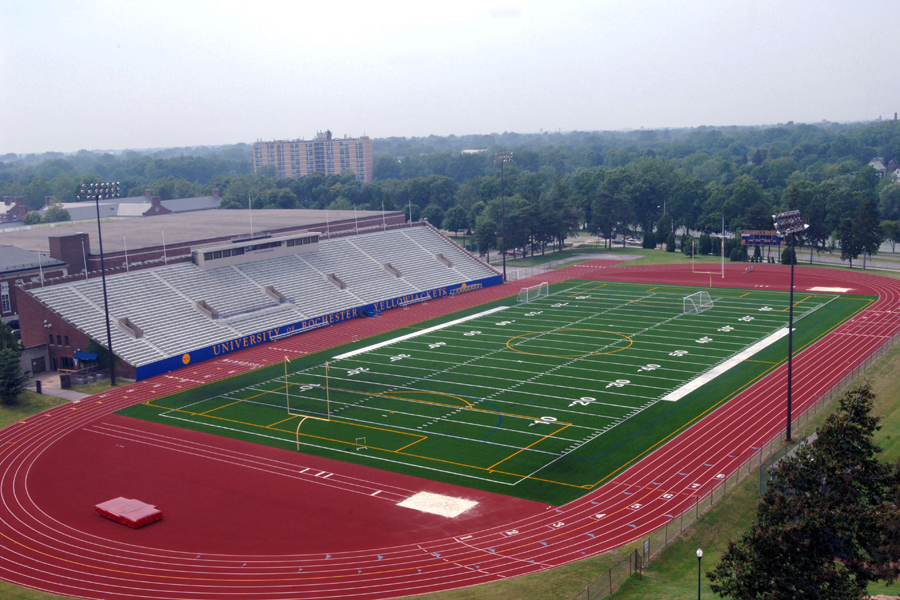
95,497,162,529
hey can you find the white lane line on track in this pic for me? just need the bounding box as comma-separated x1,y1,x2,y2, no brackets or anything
86,423,412,503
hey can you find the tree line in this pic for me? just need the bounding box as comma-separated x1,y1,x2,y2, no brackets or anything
3,120,900,265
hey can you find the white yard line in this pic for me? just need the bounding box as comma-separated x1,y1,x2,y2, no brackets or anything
661,327,791,402
331,306,510,360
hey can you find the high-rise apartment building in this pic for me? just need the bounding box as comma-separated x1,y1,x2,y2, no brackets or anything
253,130,374,183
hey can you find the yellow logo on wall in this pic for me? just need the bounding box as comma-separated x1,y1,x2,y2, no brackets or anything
182,354,191,365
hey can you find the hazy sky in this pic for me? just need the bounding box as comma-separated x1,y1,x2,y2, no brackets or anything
1,0,896,155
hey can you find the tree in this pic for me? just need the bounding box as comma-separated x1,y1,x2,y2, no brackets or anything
443,205,468,233
780,246,797,265
803,191,831,263
708,385,900,600
0,348,26,405
404,203,421,223
22,211,41,225
42,200,70,223
854,198,883,269
87,338,118,372
882,220,900,253
421,205,444,229
0,322,18,353
698,233,712,255
474,219,497,262
665,232,676,252
539,176,580,252
839,217,860,268
681,232,694,256
878,182,900,221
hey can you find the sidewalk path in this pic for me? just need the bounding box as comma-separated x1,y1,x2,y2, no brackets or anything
27,372,89,402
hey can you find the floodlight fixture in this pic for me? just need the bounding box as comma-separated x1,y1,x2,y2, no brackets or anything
79,182,121,386
494,152,514,282
772,209,810,443
772,210,809,236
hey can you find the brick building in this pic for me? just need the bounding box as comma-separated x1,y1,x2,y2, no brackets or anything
253,130,374,182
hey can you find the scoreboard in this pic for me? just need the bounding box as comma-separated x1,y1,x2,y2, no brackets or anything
741,230,784,246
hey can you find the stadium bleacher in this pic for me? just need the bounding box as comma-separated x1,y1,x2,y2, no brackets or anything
29,224,499,376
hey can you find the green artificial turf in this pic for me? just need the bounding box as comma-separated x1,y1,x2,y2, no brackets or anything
119,279,873,506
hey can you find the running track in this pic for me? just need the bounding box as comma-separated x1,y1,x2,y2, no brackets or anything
2,261,899,600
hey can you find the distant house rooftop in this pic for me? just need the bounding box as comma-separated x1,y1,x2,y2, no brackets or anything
869,157,887,177
38,189,222,221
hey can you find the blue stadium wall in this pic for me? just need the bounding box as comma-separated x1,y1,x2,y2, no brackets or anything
134,274,503,381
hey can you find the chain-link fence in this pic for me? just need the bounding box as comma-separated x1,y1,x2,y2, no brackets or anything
570,549,642,600
58,367,111,388
568,325,900,599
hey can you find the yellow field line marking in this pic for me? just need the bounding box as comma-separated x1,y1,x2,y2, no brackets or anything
739,292,751,298
199,398,244,416
395,438,426,451
487,424,569,471
506,329,633,358
781,295,812,312
744,359,777,364
267,415,296,428
382,390,474,409
646,286,659,292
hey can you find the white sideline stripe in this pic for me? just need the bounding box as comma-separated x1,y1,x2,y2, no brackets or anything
661,327,791,402
331,306,510,360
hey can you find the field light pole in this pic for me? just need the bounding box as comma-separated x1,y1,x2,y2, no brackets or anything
494,151,513,282
773,210,809,443
696,548,703,599
78,182,120,386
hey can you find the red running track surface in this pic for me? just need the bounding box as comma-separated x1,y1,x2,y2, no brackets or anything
1,261,898,599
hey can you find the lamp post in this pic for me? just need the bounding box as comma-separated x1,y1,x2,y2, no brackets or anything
77,182,120,386
494,151,513,282
772,210,809,443
696,548,703,599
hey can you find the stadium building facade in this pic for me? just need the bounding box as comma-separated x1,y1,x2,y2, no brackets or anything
253,130,374,182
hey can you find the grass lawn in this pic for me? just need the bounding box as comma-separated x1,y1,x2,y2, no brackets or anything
71,380,117,395
0,391,70,429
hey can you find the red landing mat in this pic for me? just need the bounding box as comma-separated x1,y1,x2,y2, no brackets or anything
95,497,162,529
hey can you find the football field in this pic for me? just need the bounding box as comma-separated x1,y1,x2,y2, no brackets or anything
122,280,873,504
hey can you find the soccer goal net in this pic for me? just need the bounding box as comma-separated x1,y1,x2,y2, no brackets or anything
684,291,714,314
517,282,549,303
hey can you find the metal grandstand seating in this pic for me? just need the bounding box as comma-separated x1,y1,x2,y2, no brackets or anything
401,227,492,281
29,225,497,374
156,264,278,318
239,256,359,318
